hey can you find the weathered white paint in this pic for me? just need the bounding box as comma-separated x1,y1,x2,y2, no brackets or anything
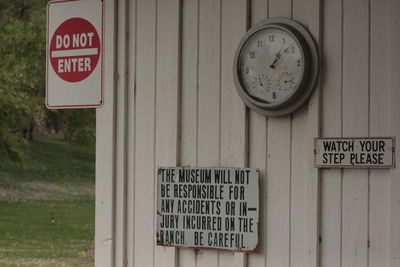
197,0,221,266
96,0,400,266
341,1,369,267
114,1,129,266
389,1,400,267
179,0,199,266
220,0,248,266
248,2,268,267
133,0,157,267
154,1,181,266
125,0,136,266
95,1,115,267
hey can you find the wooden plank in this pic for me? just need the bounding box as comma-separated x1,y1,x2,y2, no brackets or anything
269,0,291,17
220,0,247,170
179,0,199,266
220,1,248,266
389,1,400,266
247,1,268,267
180,0,199,167
154,0,181,266
341,1,369,267
265,117,291,267
265,1,292,267
134,0,157,266
291,4,314,267
250,0,268,25
290,106,309,267
95,0,116,266
319,0,343,266
197,0,221,266
292,1,321,267
126,0,137,266
197,0,221,166
369,1,391,267
114,0,129,265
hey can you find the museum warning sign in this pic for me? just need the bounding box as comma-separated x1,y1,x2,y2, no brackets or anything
156,167,259,252
314,137,395,168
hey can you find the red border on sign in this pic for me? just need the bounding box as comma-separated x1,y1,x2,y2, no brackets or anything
46,0,104,109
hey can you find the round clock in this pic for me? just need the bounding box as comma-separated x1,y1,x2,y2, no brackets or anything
233,17,319,116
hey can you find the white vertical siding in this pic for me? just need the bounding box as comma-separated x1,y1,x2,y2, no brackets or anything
319,1,400,267
95,0,116,266
369,1,391,267
134,0,157,266
126,0,137,265
341,1,369,267
114,0,129,265
154,0,181,266
179,0,199,267
248,1,268,267
389,1,400,267
96,0,400,266
220,1,248,266
196,1,221,267
320,0,343,267
265,1,292,267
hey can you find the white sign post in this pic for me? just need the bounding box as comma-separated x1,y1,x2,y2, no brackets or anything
46,0,103,109
315,137,395,168
157,167,259,252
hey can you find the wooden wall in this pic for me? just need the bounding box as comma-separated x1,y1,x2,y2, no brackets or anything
95,0,400,266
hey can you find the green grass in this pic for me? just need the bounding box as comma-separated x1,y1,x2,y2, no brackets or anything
0,136,95,266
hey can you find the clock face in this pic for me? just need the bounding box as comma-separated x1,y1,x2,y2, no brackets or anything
237,27,305,107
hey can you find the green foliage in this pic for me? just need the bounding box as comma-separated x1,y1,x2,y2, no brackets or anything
45,109,96,146
0,0,47,161
0,0,96,161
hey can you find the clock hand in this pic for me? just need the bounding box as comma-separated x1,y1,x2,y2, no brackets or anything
270,45,293,69
270,45,284,69
282,46,292,55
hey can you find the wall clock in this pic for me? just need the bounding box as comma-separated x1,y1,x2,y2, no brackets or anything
233,17,319,116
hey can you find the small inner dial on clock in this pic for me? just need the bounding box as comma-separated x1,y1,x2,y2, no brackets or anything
248,73,271,100
239,27,304,105
278,72,295,91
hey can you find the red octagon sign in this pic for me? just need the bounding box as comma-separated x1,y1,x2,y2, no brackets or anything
50,17,100,83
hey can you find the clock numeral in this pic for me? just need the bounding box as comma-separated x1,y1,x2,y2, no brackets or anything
268,35,275,42
257,40,263,47
273,92,276,99
250,51,255,59
282,37,286,44
245,67,249,74
291,47,295,53
297,60,301,67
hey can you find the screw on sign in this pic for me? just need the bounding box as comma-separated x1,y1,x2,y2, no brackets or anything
50,17,100,82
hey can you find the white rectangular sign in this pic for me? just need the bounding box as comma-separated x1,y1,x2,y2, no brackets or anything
46,0,103,109
157,167,259,252
315,137,395,168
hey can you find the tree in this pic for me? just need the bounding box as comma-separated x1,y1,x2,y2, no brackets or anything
0,0,96,161
0,0,46,160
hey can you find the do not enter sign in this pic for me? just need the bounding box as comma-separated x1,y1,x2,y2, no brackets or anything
46,0,103,109
50,18,100,83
